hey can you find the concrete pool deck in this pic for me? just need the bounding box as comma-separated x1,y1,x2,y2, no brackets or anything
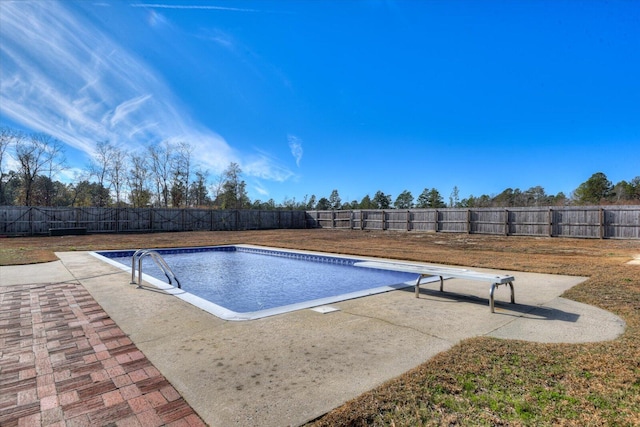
1,251,626,426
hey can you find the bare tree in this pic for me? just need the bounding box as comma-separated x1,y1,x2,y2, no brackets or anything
449,186,460,208
127,154,151,207
0,127,20,204
174,142,193,207
89,140,114,207
14,133,66,206
89,140,128,206
209,173,225,208
148,141,174,207
109,146,127,206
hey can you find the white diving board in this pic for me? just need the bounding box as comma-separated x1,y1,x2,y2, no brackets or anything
354,261,515,313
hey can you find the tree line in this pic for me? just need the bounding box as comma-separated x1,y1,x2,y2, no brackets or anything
1,126,638,210
0,127,252,209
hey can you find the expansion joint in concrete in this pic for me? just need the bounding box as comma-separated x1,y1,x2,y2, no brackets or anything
340,309,450,342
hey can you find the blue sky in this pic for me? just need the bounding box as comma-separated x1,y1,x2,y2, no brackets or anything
1,0,638,204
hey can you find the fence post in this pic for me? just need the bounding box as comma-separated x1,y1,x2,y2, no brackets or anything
548,208,553,237
467,209,471,234
504,209,509,236
600,207,605,239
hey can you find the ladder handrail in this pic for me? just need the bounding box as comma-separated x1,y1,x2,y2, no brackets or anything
130,249,181,289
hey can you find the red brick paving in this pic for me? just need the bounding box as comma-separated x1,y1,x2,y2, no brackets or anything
0,282,207,427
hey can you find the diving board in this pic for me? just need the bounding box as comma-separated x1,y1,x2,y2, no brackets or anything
354,261,515,313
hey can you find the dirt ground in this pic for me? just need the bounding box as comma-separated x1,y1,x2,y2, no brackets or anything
1,228,637,271
1,229,639,426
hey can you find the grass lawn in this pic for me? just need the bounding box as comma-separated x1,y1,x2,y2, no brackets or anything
1,229,639,426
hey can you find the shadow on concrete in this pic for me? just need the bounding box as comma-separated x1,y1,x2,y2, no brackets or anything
401,286,580,322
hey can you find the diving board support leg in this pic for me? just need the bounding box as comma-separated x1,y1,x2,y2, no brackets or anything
415,274,446,298
490,283,497,313
509,281,515,304
489,281,516,313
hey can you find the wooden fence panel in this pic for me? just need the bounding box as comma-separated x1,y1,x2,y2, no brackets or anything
74,208,114,233
604,207,640,239
276,211,290,229
151,209,181,232
32,207,85,234
386,210,409,231
0,206,69,234
236,210,303,230
361,210,384,230
311,211,333,229
438,209,469,233
279,210,303,229
508,209,550,236
257,210,276,229
183,209,211,231
0,206,26,234
553,208,601,238
471,209,505,235
411,210,436,232
351,210,363,229
119,208,152,232
211,210,235,231
237,210,258,230
334,210,353,229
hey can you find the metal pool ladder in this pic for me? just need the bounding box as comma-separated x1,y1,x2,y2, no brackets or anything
130,249,181,289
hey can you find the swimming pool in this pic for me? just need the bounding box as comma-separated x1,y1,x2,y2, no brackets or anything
91,245,438,321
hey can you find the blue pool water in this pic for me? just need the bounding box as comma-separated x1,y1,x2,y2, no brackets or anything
92,245,423,320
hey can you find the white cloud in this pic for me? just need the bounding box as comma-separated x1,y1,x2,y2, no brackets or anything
288,134,303,167
130,4,264,13
251,182,270,197
1,1,178,155
0,1,294,191
146,9,169,27
243,151,295,182
109,94,153,127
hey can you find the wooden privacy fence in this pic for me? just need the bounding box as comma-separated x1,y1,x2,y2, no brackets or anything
2,206,638,239
307,206,640,239
0,206,307,236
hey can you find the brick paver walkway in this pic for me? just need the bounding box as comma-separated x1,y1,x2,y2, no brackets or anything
0,282,206,427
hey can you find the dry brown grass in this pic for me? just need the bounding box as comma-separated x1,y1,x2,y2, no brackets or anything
1,229,639,426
